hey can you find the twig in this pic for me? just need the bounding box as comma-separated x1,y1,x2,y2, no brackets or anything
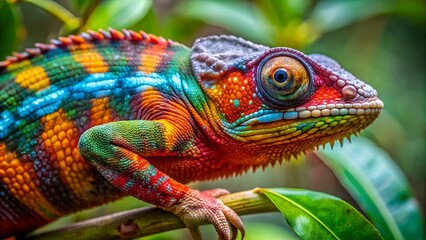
27,189,277,240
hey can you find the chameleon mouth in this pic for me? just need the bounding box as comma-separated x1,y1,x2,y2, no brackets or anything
224,98,383,144
239,98,383,126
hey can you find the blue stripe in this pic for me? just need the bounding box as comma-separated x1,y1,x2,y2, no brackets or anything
1,72,170,139
256,112,284,123
0,110,13,139
18,86,68,118
20,72,168,118
284,111,298,120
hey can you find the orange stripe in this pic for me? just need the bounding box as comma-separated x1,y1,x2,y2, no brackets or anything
15,66,50,92
139,88,192,152
138,44,166,74
69,43,108,73
40,108,94,201
90,97,113,126
0,143,62,219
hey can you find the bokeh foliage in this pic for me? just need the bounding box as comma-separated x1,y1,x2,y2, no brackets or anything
1,0,425,239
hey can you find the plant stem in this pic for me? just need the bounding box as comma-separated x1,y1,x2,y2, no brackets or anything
20,0,80,31
27,189,277,240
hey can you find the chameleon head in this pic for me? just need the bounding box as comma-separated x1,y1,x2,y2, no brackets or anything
191,35,383,160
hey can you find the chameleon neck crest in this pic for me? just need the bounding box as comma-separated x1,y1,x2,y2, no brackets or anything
0,29,180,72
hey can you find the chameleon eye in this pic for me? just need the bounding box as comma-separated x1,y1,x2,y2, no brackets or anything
273,69,288,83
256,53,314,108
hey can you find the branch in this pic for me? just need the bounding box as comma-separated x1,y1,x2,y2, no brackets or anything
27,189,277,240
19,0,81,31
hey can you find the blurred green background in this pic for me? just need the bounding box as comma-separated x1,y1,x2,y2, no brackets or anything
1,0,425,239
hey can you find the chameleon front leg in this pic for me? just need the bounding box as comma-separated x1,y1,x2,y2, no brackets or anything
78,120,244,240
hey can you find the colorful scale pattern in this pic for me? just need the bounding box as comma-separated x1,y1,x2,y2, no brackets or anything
205,71,263,122
0,29,198,237
0,29,383,238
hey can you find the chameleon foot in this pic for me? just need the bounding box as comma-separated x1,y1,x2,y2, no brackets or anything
168,189,244,240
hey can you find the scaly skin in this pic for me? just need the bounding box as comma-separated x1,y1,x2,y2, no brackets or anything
0,29,383,239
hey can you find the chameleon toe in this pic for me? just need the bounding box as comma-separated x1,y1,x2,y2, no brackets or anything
168,189,244,240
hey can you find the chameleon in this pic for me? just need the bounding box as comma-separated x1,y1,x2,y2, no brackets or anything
0,29,383,239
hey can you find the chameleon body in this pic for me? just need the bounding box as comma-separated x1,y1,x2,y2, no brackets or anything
0,29,382,239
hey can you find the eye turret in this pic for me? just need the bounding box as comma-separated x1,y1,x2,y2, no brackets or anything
256,53,314,108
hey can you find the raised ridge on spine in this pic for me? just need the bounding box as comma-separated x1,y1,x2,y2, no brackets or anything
0,28,178,72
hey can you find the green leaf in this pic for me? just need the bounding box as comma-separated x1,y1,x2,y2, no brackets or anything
70,0,93,14
244,222,299,240
0,0,18,60
84,0,152,30
310,0,393,33
257,188,382,240
316,137,425,240
254,0,312,26
22,0,81,33
175,0,273,45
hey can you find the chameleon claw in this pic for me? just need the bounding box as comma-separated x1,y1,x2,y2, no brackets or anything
222,203,245,239
201,189,244,239
188,227,203,240
168,189,244,240
231,224,238,240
